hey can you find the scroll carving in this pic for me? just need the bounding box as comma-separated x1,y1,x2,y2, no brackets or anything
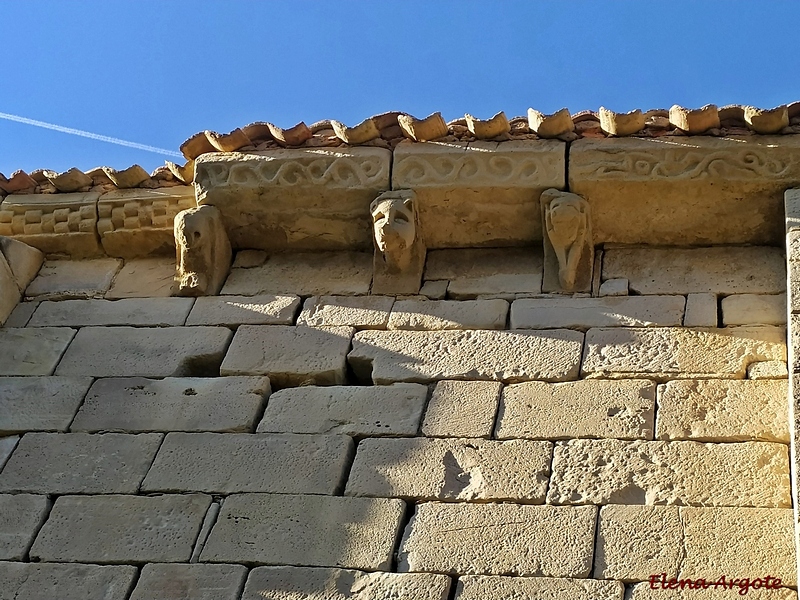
370,190,425,295
542,189,593,293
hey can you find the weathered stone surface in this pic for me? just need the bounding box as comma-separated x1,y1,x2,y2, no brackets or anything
0,563,138,600
657,379,789,442
0,437,17,471
242,566,451,600
55,326,232,377
603,247,785,295
0,327,75,376
258,383,426,436
222,252,373,296
422,380,502,438
30,494,211,563
722,293,786,325
221,325,353,386
346,437,551,502
129,563,247,600
1,236,44,292
174,205,232,296
398,503,596,576
0,494,50,559
496,379,655,440
232,249,267,268
748,360,789,379
0,432,162,494
142,432,353,494
28,297,193,327
0,376,92,433
582,326,786,379
419,279,448,299
187,294,299,326
0,254,19,326
201,494,404,570
456,576,624,600
683,293,718,327
2,300,36,327
105,257,175,298
25,258,121,300
541,189,594,293
299,295,393,329
388,299,508,330
628,582,796,599
599,277,628,296
547,439,790,506
349,329,583,384
72,376,270,433
511,296,684,329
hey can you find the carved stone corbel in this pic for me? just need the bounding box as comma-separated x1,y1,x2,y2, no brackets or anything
173,205,232,296
370,190,425,295
541,189,593,293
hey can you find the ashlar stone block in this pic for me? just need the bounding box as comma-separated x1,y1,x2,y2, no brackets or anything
455,576,624,600
129,563,247,600
0,252,19,326
186,294,299,326
388,299,508,330
0,327,76,376
105,257,175,298
298,295,394,329
421,380,502,438
510,296,685,329
0,437,18,471
0,494,50,560
0,563,138,600
683,293,718,327
722,293,786,326
25,258,121,300
28,297,194,327
0,376,92,434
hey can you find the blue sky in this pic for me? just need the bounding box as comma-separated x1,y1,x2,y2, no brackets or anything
1,0,799,175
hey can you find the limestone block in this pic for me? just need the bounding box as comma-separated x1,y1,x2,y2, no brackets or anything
722,293,786,325
541,189,593,292
388,299,508,330
0,252,19,325
346,437,551,502
422,380,502,438
1,236,43,292
510,296,684,330
392,140,565,248
220,325,353,386
0,327,76,376
242,566,451,600
130,564,247,600
97,186,196,257
0,494,50,559
455,576,624,600
142,432,353,494
0,437,18,471
0,563,138,600
786,188,800,231
419,279,448,299
582,326,786,380
570,137,800,245
258,383,426,437
748,360,789,379
55,326,232,377
222,251,373,296
657,380,789,442
496,379,655,440
683,293,717,327
603,246,785,295
195,148,391,251
397,503,596,576
0,432,162,494
298,295,393,329
547,439,790,507
0,192,101,257
174,205,232,296
187,294,299,326
105,257,175,298
30,493,211,563
0,376,92,433
25,258,121,300
599,277,628,296
28,297,193,327
628,582,796,599
3,300,37,327
200,493,404,570
371,190,426,294
349,329,583,384
72,376,270,433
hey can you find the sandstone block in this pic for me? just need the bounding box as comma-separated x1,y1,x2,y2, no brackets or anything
220,325,353,386
298,295,394,329
55,326,232,377
0,327,75,376
599,277,628,296
722,293,786,325
186,294,299,326
0,494,50,560
1,236,44,292
510,296,684,329
349,329,583,384
422,380,502,438
0,437,18,471
105,257,175,298
455,576,624,600
129,564,247,600
200,493,404,570
388,299,508,330
25,258,121,300
258,383,426,437
0,563,137,600
142,432,353,494
30,494,211,563
748,360,789,379
683,293,718,327
0,376,92,433
496,379,655,440
28,297,194,327
398,502,596,576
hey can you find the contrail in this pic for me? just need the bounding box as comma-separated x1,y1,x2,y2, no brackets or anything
0,111,183,158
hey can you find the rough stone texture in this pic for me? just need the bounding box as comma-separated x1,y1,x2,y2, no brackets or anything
599,277,628,296
582,326,786,379
3,299,37,327
105,257,175,298
28,297,193,327
388,299,508,330
349,329,583,384
142,432,353,494
346,437,551,502
258,383,426,437
0,327,75,376
0,376,92,433
657,379,789,442
419,279,448,299
748,360,789,379
683,293,718,327
0,437,18,471
0,563,138,600
722,293,786,325
220,325,353,386
55,326,232,377
25,258,121,300
173,205,232,296
201,494,404,570
30,494,211,563
398,503,596,576
232,249,267,268
422,380,502,438
299,295,394,329
0,253,19,326
186,294,299,326
222,251,373,296
242,566,451,600
603,246,785,295
129,563,247,600
0,494,50,559
541,189,594,293
455,576,624,600
547,439,790,507
0,432,162,494
628,583,797,599
496,379,655,440
1,236,44,292
511,296,684,329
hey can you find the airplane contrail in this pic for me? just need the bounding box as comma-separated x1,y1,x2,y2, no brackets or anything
0,111,183,158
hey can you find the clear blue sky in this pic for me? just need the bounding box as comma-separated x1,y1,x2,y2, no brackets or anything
2,0,798,175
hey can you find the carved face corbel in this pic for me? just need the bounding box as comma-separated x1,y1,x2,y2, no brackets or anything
370,194,417,270
545,195,589,290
